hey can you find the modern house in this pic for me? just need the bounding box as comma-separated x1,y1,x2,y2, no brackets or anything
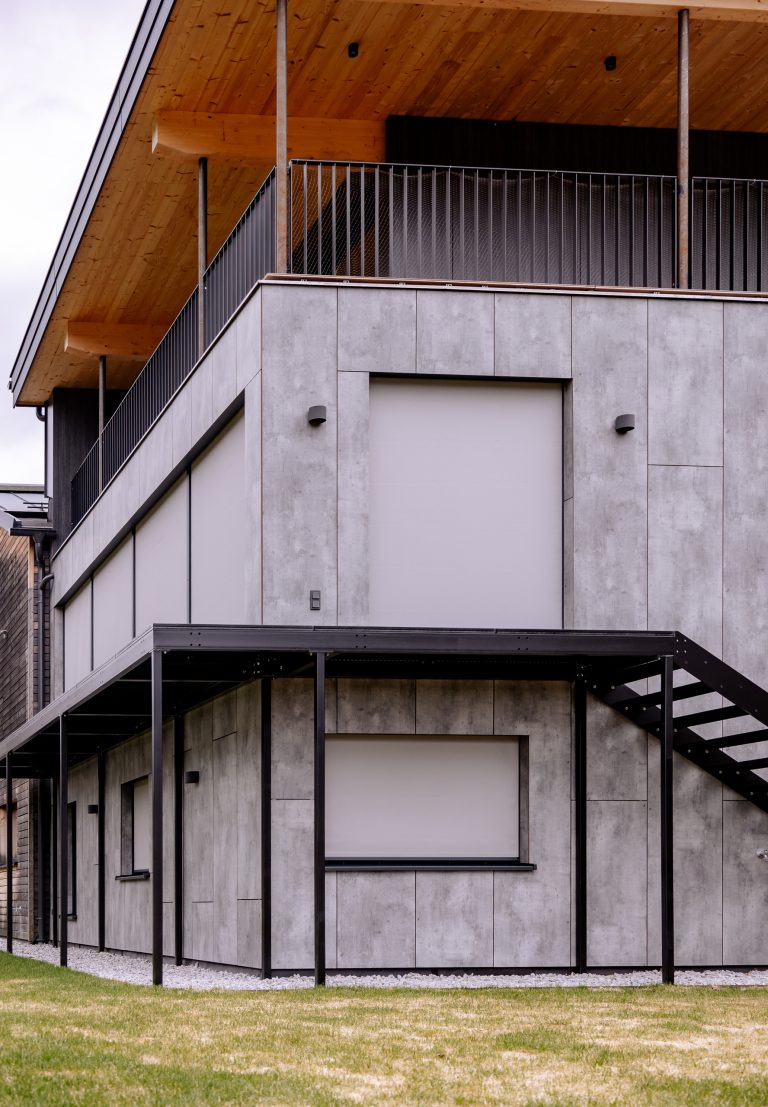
4,0,768,986
0,485,52,945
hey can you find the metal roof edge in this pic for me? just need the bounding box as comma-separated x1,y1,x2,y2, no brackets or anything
8,0,176,405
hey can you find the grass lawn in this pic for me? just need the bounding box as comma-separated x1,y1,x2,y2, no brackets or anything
1,955,768,1105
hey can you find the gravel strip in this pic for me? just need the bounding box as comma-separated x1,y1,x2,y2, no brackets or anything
8,941,768,990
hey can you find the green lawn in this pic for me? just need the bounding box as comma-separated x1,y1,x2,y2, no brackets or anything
1,955,768,1105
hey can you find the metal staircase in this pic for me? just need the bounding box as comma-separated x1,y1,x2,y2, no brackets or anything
588,632,768,812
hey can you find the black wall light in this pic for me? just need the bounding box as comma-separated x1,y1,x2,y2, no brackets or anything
348,41,359,58
184,771,200,785
604,55,617,72
87,804,99,815
308,405,327,426
615,414,635,434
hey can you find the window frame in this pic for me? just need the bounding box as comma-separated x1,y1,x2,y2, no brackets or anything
118,775,151,880
324,734,535,873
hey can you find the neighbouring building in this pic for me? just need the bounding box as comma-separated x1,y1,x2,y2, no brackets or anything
0,486,52,944
3,0,768,985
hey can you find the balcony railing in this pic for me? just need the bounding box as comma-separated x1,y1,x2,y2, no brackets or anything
71,159,768,532
71,170,276,527
290,161,678,288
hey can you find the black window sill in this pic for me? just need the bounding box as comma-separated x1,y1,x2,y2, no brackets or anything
326,859,537,873
115,871,151,882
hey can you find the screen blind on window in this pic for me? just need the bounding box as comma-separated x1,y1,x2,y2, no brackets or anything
132,778,151,872
326,735,519,859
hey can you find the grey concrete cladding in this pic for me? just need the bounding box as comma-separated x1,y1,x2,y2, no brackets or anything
56,280,768,969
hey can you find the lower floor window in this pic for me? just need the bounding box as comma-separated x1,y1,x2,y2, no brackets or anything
67,802,77,917
121,776,150,875
0,803,17,867
325,735,521,862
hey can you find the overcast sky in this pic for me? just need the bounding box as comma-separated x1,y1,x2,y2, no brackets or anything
0,0,146,485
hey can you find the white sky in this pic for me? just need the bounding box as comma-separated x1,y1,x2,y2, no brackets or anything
0,0,146,485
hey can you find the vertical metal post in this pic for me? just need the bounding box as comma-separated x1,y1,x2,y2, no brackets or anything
661,655,675,984
198,156,208,355
151,650,164,986
97,751,106,952
275,0,288,273
677,9,690,289
97,355,107,493
261,678,272,979
574,678,587,973
51,778,58,947
59,715,68,967
173,714,184,967
6,754,13,953
313,653,326,987
36,779,47,941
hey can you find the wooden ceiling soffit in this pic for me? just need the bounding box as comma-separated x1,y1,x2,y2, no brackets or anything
361,0,768,21
65,322,168,361
153,112,386,163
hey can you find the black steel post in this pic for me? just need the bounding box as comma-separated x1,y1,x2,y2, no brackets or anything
173,714,184,967
151,650,164,986
197,157,208,354
313,653,326,987
261,678,272,979
6,753,13,953
574,677,587,973
97,355,107,493
677,9,690,289
59,716,68,967
97,751,106,952
661,655,675,984
51,779,58,947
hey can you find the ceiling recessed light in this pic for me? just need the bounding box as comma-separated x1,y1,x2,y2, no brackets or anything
348,41,359,59
604,55,617,72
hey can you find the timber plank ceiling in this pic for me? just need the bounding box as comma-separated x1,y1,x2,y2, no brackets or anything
15,0,768,403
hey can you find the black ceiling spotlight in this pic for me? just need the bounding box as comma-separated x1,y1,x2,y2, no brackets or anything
348,41,359,59
604,55,617,72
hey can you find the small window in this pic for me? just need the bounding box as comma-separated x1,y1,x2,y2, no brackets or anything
121,777,151,875
326,735,521,863
0,804,18,868
67,802,77,918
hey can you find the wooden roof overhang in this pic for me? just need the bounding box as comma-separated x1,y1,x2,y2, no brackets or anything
12,0,768,406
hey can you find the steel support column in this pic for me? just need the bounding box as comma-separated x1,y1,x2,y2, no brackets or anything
677,9,690,289
574,678,587,973
6,753,13,953
97,355,107,493
197,156,208,355
313,653,326,987
661,655,675,984
261,678,272,979
51,779,58,947
151,650,164,986
173,714,183,967
97,751,106,951
59,716,68,967
275,0,288,272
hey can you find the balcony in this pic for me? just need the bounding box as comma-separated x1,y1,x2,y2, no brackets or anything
71,158,768,529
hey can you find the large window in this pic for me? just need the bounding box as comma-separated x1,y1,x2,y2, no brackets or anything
326,735,521,863
0,804,18,868
121,777,151,875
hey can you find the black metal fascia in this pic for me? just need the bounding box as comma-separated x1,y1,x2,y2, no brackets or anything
9,0,176,403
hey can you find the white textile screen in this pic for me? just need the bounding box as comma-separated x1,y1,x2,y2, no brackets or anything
368,378,563,628
135,476,189,633
92,536,133,668
326,735,519,859
64,581,92,691
132,778,151,872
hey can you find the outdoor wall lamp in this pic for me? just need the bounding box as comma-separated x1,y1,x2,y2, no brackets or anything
615,414,635,434
308,405,327,426
184,771,200,785
87,804,99,815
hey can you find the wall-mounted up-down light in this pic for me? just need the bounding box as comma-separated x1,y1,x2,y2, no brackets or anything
308,405,327,426
184,771,200,785
615,414,635,434
87,804,99,815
